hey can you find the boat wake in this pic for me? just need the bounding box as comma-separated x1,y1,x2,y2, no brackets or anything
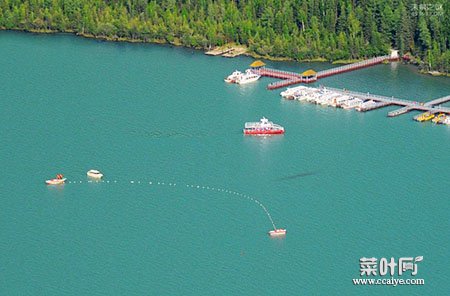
276,171,317,181
129,129,210,139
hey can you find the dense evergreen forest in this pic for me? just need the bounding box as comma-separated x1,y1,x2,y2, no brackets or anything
1,0,449,73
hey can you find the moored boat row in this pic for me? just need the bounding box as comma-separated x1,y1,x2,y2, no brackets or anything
281,86,369,110
418,112,450,124
280,86,450,125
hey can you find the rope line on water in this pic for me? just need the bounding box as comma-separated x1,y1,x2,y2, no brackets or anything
66,178,278,229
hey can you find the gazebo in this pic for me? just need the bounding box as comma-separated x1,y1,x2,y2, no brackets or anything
300,69,317,79
249,60,266,69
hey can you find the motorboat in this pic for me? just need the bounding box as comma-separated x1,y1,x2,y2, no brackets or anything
46,174,66,185
432,113,446,124
224,70,243,83
342,98,363,109
244,117,284,135
415,112,435,122
87,169,104,179
236,69,261,84
280,86,308,99
443,116,450,125
333,95,351,107
356,100,377,111
268,228,287,237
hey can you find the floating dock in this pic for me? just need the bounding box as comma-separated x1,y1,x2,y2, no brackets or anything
325,87,450,116
285,85,450,121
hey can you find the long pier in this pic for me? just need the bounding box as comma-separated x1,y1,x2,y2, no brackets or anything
323,87,450,117
254,55,398,90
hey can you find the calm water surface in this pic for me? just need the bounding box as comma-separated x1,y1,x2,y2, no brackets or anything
1,31,449,295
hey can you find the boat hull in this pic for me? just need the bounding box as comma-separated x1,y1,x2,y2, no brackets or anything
244,129,284,135
236,77,260,84
87,173,103,179
268,229,287,237
46,178,66,185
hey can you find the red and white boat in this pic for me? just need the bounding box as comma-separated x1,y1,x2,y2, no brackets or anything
268,228,287,237
45,174,66,185
243,117,285,135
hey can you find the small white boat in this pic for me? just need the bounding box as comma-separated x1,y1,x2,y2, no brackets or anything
224,70,243,83
46,174,66,185
236,69,261,84
356,100,377,112
319,93,340,106
87,169,103,179
268,228,287,237
333,95,351,107
280,86,308,99
342,98,363,109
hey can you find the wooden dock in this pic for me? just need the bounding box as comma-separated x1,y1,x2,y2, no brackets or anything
206,46,247,57
255,55,398,90
222,47,247,58
316,56,395,79
205,48,233,56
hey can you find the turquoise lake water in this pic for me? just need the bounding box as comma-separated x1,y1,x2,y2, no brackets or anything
1,31,449,295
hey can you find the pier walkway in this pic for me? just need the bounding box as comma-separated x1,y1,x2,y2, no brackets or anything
323,87,450,117
254,55,398,90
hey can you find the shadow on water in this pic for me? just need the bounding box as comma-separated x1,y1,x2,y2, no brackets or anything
276,171,317,181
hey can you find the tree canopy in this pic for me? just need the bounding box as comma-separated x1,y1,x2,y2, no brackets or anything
1,0,449,72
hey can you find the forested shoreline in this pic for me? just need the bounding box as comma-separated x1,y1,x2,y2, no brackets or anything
1,0,449,73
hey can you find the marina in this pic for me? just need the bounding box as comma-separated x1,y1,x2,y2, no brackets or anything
280,85,450,123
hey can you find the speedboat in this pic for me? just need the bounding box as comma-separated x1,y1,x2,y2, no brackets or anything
268,228,287,237
356,100,377,112
443,116,450,125
87,169,104,179
333,95,351,107
224,70,243,83
236,69,261,84
342,98,363,109
45,174,66,185
432,113,446,124
280,86,308,99
415,112,435,122
244,117,284,135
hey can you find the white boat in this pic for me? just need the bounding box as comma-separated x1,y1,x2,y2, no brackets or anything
332,95,351,107
318,93,340,106
46,174,66,185
268,228,287,237
306,92,322,103
293,92,308,101
443,117,450,125
342,98,363,109
356,100,377,111
224,70,243,83
280,86,308,99
87,169,104,179
292,88,313,101
236,69,261,84
244,117,285,135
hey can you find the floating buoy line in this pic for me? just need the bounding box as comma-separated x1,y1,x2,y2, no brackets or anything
62,178,286,237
